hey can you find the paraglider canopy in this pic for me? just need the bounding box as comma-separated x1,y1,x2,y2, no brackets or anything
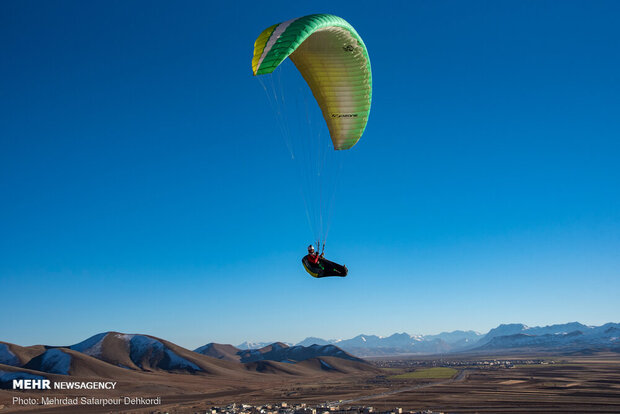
252,14,372,151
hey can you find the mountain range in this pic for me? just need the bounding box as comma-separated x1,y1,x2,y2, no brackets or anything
2,321,619,389
0,332,376,389
238,322,620,356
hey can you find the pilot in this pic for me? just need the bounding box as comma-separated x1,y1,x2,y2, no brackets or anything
306,245,323,265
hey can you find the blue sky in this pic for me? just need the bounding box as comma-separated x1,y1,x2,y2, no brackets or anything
1,0,619,349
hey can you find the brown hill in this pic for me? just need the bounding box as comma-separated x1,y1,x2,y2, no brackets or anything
243,360,304,375
242,356,380,377
295,356,382,374
0,341,46,366
21,348,152,380
69,332,248,375
194,343,242,362
0,363,64,389
237,342,364,364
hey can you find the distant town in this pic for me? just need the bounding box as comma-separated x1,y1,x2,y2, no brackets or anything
370,358,555,369
200,402,444,414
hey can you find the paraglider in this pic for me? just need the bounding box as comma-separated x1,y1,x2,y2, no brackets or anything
302,244,348,278
252,14,371,278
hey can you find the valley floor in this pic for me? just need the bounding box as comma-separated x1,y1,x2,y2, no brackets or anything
1,353,619,413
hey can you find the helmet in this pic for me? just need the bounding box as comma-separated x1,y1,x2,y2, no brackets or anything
307,245,315,252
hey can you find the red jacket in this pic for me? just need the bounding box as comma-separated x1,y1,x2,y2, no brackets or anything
306,252,320,264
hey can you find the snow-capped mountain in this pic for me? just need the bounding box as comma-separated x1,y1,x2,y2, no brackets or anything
289,331,483,355
234,323,620,356
295,337,333,347
472,322,620,352
424,330,482,345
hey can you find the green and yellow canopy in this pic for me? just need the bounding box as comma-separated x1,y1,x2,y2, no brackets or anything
252,14,372,150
